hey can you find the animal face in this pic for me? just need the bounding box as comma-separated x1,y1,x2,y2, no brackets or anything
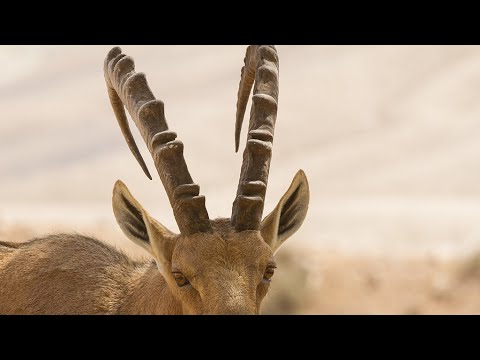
166,227,274,314
112,169,309,314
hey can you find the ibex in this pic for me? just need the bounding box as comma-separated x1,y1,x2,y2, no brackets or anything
0,45,310,314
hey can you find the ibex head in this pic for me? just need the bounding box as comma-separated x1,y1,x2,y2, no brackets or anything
105,46,310,314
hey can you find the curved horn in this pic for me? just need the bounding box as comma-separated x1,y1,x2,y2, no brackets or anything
104,47,211,235
231,45,279,231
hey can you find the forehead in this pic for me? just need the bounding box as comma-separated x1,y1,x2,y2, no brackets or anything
172,219,273,270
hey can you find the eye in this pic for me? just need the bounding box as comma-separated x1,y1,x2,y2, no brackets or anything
263,265,276,283
172,272,190,287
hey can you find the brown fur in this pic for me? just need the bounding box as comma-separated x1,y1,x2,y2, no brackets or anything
0,234,175,314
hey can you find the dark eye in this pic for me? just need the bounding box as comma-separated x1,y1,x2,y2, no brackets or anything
172,272,190,287
263,266,276,283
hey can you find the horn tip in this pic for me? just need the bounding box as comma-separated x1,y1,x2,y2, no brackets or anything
137,158,152,180
235,122,241,153
144,168,153,180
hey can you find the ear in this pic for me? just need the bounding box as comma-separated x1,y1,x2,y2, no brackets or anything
260,170,310,254
112,180,176,267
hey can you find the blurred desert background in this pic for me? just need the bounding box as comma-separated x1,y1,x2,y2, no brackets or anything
2,45,480,314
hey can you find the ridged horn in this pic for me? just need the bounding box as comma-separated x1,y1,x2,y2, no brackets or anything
231,45,279,231
104,47,211,235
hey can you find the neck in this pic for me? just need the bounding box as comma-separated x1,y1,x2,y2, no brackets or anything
118,262,183,315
